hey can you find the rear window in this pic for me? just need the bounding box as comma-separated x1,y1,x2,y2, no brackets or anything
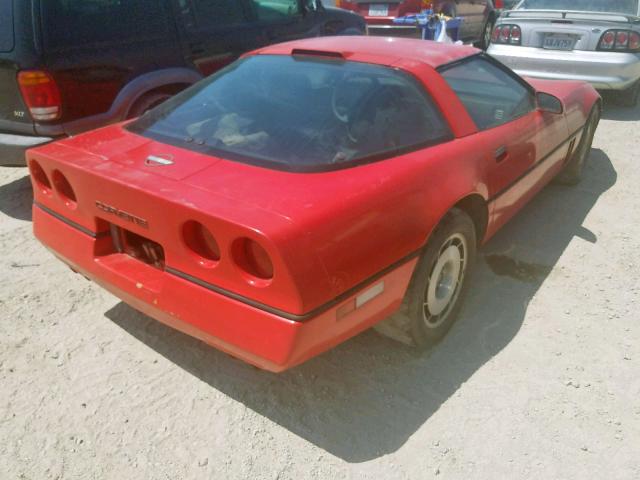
128,55,451,172
41,0,172,50
518,0,639,15
0,1,14,52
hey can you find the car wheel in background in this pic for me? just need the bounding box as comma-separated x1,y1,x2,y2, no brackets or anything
479,16,495,50
127,91,173,119
616,80,640,108
555,104,601,185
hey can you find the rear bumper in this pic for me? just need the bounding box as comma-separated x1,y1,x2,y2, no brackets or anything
367,24,421,38
33,204,416,372
488,44,640,90
0,133,55,166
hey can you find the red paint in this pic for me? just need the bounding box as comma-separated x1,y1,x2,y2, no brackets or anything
29,38,600,371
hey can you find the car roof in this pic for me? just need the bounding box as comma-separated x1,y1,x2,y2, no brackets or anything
251,36,479,69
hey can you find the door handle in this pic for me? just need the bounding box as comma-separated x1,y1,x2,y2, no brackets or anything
495,145,508,163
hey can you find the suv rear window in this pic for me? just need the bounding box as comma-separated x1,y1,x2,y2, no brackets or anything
0,1,14,52
129,55,452,172
41,0,171,50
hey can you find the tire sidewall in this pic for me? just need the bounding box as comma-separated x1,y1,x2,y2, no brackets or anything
407,209,477,347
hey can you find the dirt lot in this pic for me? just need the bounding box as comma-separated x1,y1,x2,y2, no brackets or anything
1,102,639,479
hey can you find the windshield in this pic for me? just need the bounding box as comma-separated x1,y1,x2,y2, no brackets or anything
517,0,639,15
0,1,14,52
129,55,451,172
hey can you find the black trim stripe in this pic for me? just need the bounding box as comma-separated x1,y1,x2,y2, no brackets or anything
487,125,584,204
35,203,109,239
35,201,421,323
166,248,422,323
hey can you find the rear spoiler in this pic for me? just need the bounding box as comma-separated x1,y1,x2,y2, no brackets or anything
503,9,640,24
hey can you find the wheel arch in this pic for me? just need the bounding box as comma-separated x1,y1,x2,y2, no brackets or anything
453,193,489,245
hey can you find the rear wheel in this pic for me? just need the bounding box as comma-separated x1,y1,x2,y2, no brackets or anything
127,91,172,119
616,80,640,107
405,209,477,348
479,16,495,50
555,104,600,185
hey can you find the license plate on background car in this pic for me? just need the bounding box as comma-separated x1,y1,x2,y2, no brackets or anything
369,4,389,16
543,34,575,50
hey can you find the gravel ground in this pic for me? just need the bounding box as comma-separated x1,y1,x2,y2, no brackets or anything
1,101,639,479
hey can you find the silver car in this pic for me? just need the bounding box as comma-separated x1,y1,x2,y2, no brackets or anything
487,0,640,106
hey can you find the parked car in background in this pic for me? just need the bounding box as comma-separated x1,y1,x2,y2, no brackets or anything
28,37,600,371
336,0,502,48
0,0,364,166
488,0,640,106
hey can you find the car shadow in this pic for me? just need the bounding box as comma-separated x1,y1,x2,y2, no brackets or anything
105,148,616,463
0,174,33,221
600,95,640,121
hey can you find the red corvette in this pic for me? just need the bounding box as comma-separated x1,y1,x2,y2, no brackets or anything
28,37,600,372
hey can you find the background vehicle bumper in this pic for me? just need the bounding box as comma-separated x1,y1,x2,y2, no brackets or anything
366,24,421,38
0,133,54,166
33,204,417,372
488,44,640,90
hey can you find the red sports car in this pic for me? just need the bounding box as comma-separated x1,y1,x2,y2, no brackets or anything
28,37,600,372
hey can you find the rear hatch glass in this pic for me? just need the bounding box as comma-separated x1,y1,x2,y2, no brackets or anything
0,1,14,52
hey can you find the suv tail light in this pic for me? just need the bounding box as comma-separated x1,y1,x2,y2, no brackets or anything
17,71,62,122
492,24,521,45
494,0,504,8
598,29,640,52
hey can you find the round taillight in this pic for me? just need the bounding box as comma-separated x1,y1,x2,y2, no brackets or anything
182,221,220,267
232,238,274,283
52,170,77,209
491,26,501,42
500,25,511,43
601,31,615,48
630,32,640,50
616,31,629,48
29,160,52,194
510,26,521,44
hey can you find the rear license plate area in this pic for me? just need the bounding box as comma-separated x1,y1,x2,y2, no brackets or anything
369,4,389,16
543,34,575,50
109,224,165,270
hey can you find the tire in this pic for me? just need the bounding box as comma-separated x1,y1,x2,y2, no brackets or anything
439,3,457,18
404,208,477,348
126,91,173,119
479,16,495,50
616,80,640,107
555,104,600,186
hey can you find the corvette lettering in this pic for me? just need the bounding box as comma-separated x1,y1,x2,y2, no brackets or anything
95,201,149,229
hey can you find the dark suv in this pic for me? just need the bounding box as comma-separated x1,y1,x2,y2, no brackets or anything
0,0,364,166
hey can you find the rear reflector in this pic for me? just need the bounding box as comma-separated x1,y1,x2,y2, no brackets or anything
17,71,62,122
337,282,385,320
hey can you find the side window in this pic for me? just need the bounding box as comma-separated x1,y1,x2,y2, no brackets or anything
188,0,247,27
42,0,172,49
252,0,302,21
440,56,535,130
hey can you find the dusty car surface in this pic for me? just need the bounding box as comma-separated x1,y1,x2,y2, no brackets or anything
488,0,640,105
28,37,600,372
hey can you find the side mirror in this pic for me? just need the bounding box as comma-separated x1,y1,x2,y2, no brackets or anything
536,92,563,114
